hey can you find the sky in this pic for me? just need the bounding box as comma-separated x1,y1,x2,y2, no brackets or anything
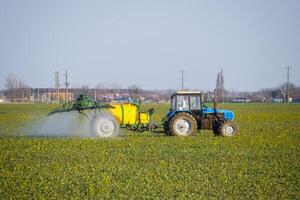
0,0,299,91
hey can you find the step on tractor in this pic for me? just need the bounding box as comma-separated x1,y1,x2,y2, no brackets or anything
48,91,238,137
162,91,239,136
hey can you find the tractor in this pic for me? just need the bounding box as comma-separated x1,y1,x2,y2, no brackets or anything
162,91,239,136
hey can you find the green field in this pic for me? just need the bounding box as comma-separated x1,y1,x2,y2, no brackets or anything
0,103,299,199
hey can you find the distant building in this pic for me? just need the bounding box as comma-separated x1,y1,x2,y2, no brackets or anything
272,98,284,103
43,92,74,103
233,98,251,103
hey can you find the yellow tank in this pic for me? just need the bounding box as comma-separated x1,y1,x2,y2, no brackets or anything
108,103,150,126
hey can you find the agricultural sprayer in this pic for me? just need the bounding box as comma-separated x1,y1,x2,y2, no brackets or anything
48,94,155,137
48,91,239,137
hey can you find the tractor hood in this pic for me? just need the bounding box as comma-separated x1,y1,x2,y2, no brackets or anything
202,108,235,121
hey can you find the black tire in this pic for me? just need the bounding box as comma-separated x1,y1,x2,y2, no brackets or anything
214,121,239,137
169,112,197,136
89,114,119,137
213,122,221,135
163,118,171,135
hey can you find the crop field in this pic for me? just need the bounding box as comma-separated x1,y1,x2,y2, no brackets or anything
0,103,299,199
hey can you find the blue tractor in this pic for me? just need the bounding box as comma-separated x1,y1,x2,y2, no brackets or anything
163,91,239,136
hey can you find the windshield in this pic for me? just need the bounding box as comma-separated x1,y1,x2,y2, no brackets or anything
176,95,189,110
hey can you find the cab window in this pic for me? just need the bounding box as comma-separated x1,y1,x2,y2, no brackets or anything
190,96,200,110
171,97,176,110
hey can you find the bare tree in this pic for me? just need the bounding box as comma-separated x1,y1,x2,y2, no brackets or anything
111,82,121,98
4,74,18,89
95,82,108,97
4,74,31,102
95,82,106,89
4,74,18,101
215,69,225,103
18,79,30,100
80,85,90,95
128,85,140,99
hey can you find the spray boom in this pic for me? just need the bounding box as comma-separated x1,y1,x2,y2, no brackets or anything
48,94,114,117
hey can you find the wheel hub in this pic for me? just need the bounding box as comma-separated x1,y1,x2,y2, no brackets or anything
97,118,115,136
175,119,191,135
224,125,234,136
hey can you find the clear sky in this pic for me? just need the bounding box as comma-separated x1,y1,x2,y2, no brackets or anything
0,0,299,91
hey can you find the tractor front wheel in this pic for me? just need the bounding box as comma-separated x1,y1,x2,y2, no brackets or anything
169,112,197,136
90,115,119,137
214,121,239,137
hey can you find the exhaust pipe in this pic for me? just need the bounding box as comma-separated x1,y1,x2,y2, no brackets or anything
214,89,218,111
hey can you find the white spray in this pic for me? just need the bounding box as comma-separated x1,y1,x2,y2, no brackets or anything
25,112,120,138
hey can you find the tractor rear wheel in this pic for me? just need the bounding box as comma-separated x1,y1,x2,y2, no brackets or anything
169,112,197,136
90,114,119,137
214,121,239,137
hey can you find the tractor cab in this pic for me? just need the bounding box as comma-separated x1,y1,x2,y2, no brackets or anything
170,91,202,111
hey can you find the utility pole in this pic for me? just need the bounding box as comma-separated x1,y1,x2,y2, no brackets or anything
286,65,290,103
55,71,60,104
64,69,70,103
181,68,184,90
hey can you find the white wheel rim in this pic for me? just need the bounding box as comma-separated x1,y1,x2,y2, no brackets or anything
175,119,191,136
224,125,234,136
96,118,116,137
